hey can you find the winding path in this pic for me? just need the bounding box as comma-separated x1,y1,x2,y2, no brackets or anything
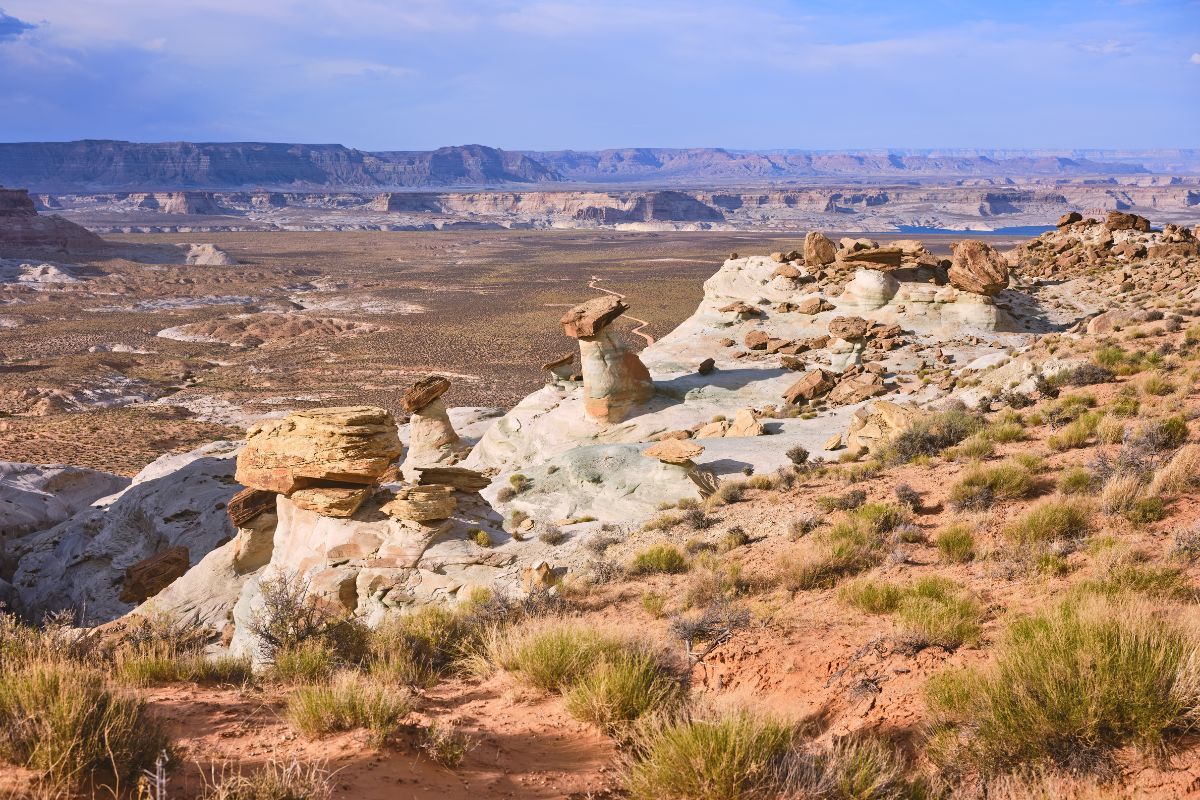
587,274,656,346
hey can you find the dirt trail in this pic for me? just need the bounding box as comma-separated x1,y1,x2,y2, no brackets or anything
588,275,655,345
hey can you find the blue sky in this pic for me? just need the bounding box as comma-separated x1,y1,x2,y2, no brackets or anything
0,0,1196,150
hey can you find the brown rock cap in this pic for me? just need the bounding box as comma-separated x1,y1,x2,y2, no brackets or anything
644,438,705,465
828,316,871,341
561,295,627,338
403,375,451,413
119,546,190,604
1056,211,1083,227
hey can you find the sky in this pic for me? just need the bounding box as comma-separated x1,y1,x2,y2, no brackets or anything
0,0,1197,151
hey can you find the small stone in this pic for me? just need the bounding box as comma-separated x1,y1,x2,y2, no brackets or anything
698,357,715,375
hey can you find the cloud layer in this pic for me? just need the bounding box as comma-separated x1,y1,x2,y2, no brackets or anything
0,0,1196,149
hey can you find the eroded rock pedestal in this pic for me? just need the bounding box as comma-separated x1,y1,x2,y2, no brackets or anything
401,376,471,479
561,296,654,423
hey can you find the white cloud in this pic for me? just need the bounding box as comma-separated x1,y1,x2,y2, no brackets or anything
305,59,414,80
1078,39,1132,56
1190,52,1200,65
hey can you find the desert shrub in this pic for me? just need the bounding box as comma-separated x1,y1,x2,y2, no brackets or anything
1010,452,1047,474
626,711,794,800
642,593,667,618
983,421,1026,443
1142,372,1175,396
0,658,168,790
852,502,910,535
1150,443,1200,496
713,481,746,506
786,445,810,465
469,528,492,548
817,489,867,512
198,758,332,800
249,572,366,665
783,519,887,590
896,579,983,651
538,525,566,545
779,735,918,800
1094,345,1143,375
1169,525,1200,563
1064,363,1115,386
788,514,822,539
883,406,984,464
1125,496,1167,526
509,473,530,492
947,434,995,461
683,507,717,530
1003,498,1093,546
501,626,626,691
1056,467,1095,496
722,527,750,551
271,638,342,684
368,605,480,689
1108,392,1140,418
1095,417,1125,445
565,648,684,736
116,647,252,687
925,596,1200,772
949,461,1035,511
1046,412,1102,452
285,671,410,745
494,486,517,502
893,483,921,509
935,525,976,563
838,577,904,614
630,544,689,575
1142,414,1189,451
421,722,472,768
1077,554,1193,601
1098,473,1145,517
643,512,682,532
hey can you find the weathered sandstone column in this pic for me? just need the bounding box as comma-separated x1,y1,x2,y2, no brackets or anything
560,296,654,423
401,375,470,478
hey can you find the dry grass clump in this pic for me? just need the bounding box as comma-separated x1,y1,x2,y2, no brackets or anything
949,460,1036,510
368,604,481,689
625,710,794,800
935,525,976,563
1047,411,1102,452
285,670,411,746
1095,416,1126,445
946,433,995,461
1142,372,1175,396
1076,549,1194,601
565,648,685,736
1149,443,1200,496
780,517,887,591
925,596,1200,774
421,722,472,768
199,757,332,800
778,735,920,800
1003,498,1094,547
1056,467,1095,496
837,576,904,614
630,544,689,575
840,577,983,650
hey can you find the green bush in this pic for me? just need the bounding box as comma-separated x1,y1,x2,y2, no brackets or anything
626,712,794,800
565,649,683,736
1056,467,1095,495
630,544,689,575
1003,499,1093,546
882,407,984,464
837,578,904,614
949,461,1035,510
896,580,983,650
783,519,887,591
935,525,976,563
926,597,1200,772
504,627,625,692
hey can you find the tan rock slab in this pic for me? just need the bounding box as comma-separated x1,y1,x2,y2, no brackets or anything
227,487,276,528
948,240,1009,296
644,438,705,465
415,466,491,492
783,369,836,404
561,295,626,338
403,375,451,413
382,484,457,521
289,485,371,518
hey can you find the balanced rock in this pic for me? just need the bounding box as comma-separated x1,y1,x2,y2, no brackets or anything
804,231,838,266
561,297,654,423
560,295,626,339
828,316,871,342
837,247,903,268
119,546,190,604
381,484,457,521
947,240,1009,296
415,465,491,492
236,406,403,494
644,438,704,465
403,375,451,413
402,376,469,477
1056,211,1083,228
783,369,836,404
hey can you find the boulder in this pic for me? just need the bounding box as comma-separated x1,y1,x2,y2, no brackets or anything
235,406,403,494
1104,211,1152,233
837,247,903,268
828,372,887,405
227,487,277,527
119,546,190,604
415,466,491,492
718,300,763,318
697,357,715,375
1056,212,1083,228
783,369,836,404
844,400,920,454
744,330,770,350
725,407,764,438
948,240,1009,296
289,485,372,518
804,231,838,266
796,296,835,315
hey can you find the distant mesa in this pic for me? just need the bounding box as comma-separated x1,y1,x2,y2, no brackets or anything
0,186,107,256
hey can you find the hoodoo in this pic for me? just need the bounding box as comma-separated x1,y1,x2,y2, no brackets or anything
560,295,655,423
401,375,470,478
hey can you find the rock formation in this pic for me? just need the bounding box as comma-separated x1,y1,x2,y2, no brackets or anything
401,376,470,478
804,231,838,266
560,296,654,423
948,240,1010,296
0,187,107,255
183,243,238,265
844,400,920,453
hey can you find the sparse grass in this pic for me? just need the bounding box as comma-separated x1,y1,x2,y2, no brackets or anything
626,711,794,800
643,593,667,618
1142,372,1175,396
469,528,492,548
925,596,1200,772
1096,417,1126,445
501,626,626,692
538,525,567,545
816,488,867,512
1077,552,1194,601
421,722,471,768
781,518,888,591
1125,496,1167,526
115,647,253,687
368,604,481,689
881,406,984,464
565,649,684,736
779,735,919,800
199,757,332,800
838,577,904,614
630,544,689,575
1149,443,1200,496
285,671,411,746
949,460,1036,511
271,638,341,684
1003,498,1093,546
983,421,1026,444
947,434,995,461
852,502,911,535
1047,412,1102,452
896,578,983,651
1056,467,1095,496
1098,474,1145,517
0,658,169,790
935,525,976,563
